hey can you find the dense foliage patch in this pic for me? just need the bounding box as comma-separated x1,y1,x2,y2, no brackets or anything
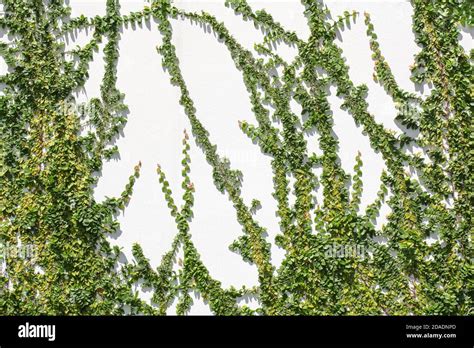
0,0,472,315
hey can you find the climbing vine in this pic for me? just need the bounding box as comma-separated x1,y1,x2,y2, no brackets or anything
0,0,472,315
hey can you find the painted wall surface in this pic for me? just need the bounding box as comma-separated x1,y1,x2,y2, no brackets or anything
2,0,472,314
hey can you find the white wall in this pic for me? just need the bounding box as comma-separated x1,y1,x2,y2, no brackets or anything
2,0,473,314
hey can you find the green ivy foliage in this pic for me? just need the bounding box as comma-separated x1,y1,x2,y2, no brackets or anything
0,0,472,315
